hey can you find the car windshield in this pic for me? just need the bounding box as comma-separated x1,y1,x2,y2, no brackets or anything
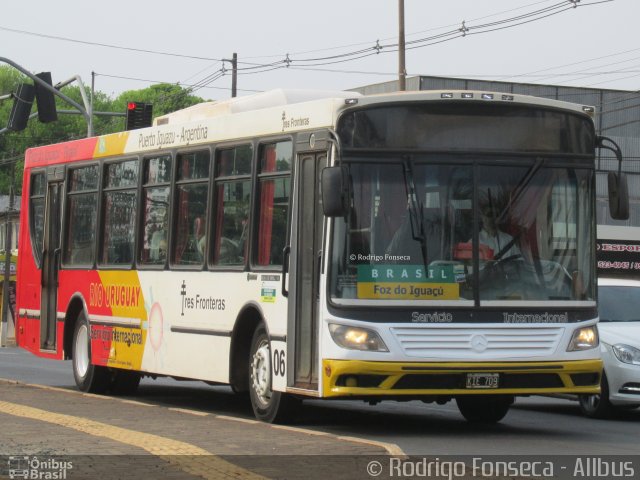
598,285,640,322
329,156,595,307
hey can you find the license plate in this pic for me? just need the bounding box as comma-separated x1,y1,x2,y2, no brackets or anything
466,373,500,389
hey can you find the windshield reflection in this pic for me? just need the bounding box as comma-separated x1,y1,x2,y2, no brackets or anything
329,157,595,306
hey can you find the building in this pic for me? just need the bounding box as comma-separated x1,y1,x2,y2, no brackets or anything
0,195,20,254
0,194,20,345
352,76,640,227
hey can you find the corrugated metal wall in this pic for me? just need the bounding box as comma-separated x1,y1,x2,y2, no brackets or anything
352,76,640,226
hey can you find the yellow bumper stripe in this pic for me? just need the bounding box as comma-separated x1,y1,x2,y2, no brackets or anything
322,359,602,397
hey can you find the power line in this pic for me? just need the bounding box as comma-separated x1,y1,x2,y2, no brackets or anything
1,0,612,92
94,73,261,93
185,0,602,87
0,25,222,61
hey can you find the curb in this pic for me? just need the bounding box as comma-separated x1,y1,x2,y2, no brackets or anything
0,377,405,456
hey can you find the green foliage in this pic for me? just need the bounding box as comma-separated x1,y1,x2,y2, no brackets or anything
0,66,205,195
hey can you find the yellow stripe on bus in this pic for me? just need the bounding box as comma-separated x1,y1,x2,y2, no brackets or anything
94,131,131,158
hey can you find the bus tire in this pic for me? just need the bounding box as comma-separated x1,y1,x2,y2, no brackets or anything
110,369,141,396
72,311,110,394
249,324,298,423
579,372,613,419
456,395,512,423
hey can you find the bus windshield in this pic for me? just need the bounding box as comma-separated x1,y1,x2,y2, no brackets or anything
329,156,595,307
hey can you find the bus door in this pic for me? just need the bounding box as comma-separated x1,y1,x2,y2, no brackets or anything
288,152,327,390
40,166,64,350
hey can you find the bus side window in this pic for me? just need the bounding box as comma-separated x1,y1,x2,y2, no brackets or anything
64,165,99,266
29,172,46,267
172,150,210,267
139,154,172,266
100,160,138,266
255,141,292,267
212,145,253,266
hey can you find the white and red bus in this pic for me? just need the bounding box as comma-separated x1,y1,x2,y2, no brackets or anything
16,89,625,423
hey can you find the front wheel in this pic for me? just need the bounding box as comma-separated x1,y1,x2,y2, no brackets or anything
72,312,110,393
456,395,513,423
249,325,298,423
579,372,613,419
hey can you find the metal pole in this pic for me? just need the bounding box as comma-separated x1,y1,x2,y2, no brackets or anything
231,53,238,98
398,0,406,91
0,57,87,119
0,163,15,347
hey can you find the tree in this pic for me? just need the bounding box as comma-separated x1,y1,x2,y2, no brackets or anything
0,65,205,195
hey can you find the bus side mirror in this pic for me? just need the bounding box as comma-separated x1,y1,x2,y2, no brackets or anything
608,171,629,220
321,166,349,217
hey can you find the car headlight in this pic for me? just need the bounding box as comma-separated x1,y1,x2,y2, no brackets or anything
567,326,599,351
328,324,389,352
612,344,640,365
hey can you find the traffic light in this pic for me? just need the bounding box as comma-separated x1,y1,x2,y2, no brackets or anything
6,71,58,131
34,72,58,123
125,102,153,130
6,83,35,132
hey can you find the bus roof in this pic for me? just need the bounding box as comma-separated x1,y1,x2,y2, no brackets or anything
154,88,360,126
24,88,595,169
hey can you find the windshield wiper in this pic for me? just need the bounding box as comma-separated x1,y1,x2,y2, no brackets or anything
402,158,429,272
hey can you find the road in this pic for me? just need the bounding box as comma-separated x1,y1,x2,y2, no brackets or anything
2,345,638,460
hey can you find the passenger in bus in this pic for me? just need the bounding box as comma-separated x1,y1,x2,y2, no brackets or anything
477,205,520,261
149,231,167,262
194,217,206,259
385,207,430,265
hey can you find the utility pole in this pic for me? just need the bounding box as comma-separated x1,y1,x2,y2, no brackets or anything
398,0,407,91
231,53,238,98
0,162,15,347
224,53,238,98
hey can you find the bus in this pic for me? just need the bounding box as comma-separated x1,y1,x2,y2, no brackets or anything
15,88,628,423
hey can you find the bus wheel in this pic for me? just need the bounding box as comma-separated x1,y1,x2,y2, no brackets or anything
249,325,297,423
456,395,512,423
579,372,612,419
110,370,141,396
72,312,109,393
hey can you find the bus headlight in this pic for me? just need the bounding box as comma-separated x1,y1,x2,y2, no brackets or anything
612,344,640,365
328,324,389,352
567,326,598,351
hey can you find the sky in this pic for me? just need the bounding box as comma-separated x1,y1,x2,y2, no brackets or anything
1,0,638,102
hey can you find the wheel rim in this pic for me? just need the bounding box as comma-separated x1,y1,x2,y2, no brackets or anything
582,394,600,413
251,340,272,407
74,324,90,379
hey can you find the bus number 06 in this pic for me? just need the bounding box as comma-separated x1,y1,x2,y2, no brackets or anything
273,349,285,377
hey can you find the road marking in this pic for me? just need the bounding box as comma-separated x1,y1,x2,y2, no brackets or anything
215,414,260,425
0,400,266,480
270,424,331,436
337,435,407,458
168,407,210,416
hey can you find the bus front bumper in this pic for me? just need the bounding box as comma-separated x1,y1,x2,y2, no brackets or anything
321,359,602,398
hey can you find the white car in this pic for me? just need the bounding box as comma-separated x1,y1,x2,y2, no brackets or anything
579,278,640,417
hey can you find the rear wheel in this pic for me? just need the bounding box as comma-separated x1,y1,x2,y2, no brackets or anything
72,312,110,393
456,395,512,423
249,324,298,423
579,372,613,418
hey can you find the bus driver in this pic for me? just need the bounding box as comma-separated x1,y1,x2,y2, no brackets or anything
477,205,520,261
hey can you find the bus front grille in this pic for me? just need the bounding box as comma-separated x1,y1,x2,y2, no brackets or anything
391,326,564,359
